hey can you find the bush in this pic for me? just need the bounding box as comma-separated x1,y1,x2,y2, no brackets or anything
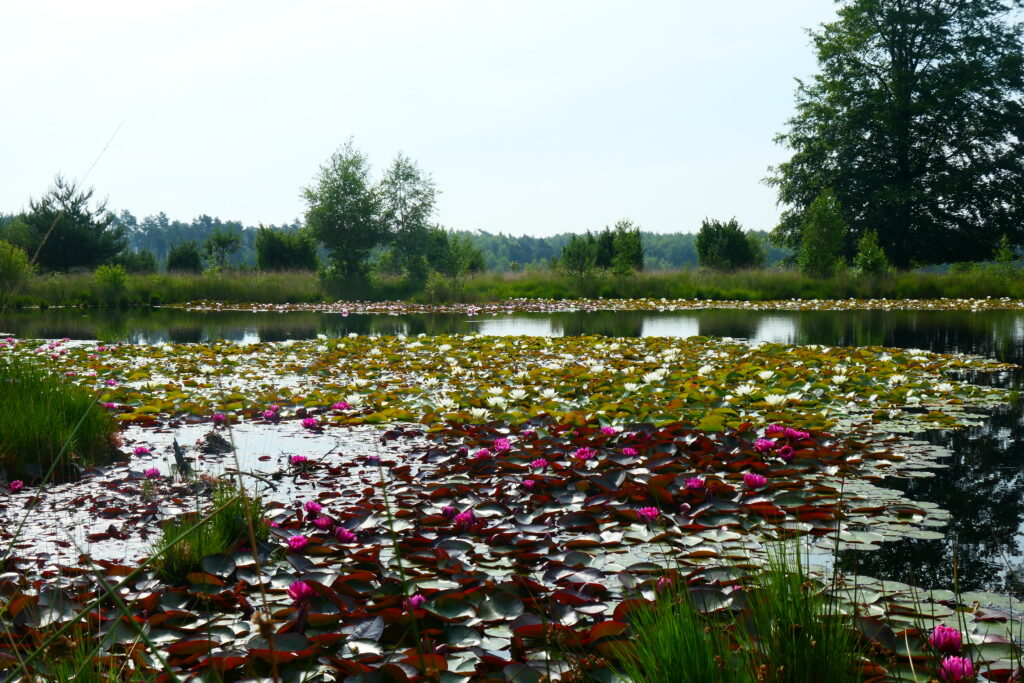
0,239,32,306
0,357,116,481
111,249,157,274
798,189,848,278
255,226,319,271
695,218,762,270
852,229,891,275
166,240,203,273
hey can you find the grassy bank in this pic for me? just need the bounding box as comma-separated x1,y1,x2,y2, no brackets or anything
6,266,1024,307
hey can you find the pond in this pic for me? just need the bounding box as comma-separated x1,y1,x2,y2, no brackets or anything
3,305,1024,599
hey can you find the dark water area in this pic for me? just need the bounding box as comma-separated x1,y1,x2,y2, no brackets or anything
3,305,1024,597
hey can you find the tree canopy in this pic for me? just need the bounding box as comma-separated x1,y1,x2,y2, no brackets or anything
769,0,1024,267
695,218,764,270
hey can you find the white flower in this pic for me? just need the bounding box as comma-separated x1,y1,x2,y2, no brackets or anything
756,370,774,381
642,370,664,384
438,344,452,353
348,332,358,339
422,376,440,388
888,374,908,386
509,388,528,401
734,384,757,397
486,396,508,409
697,364,714,376
763,394,787,406
936,382,954,393
354,378,370,387
487,387,503,396
317,334,327,341
540,388,558,400
831,375,848,385
199,364,216,374
345,393,361,406
469,407,489,420
434,396,456,411
369,348,383,357
624,383,640,392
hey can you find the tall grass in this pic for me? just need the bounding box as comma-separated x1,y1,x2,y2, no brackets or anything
150,483,268,583
7,266,1024,308
0,357,116,481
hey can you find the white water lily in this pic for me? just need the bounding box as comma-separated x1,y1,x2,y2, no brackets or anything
540,388,558,400
734,384,757,397
935,382,954,392
345,393,361,406
487,387,503,396
888,374,908,386
509,388,528,400
763,394,788,406
624,383,640,392
642,370,665,384
422,376,440,388
433,396,456,411
199,364,217,374
348,333,358,338
756,370,775,381
697,364,713,376
369,348,383,357
831,375,848,385
354,378,370,387
469,407,489,420
486,396,508,409
316,334,327,341
437,344,452,353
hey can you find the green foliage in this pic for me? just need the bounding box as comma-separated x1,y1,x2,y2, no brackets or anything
93,264,128,303
255,226,318,271
0,357,115,481
991,233,1019,280
559,233,598,277
304,140,386,283
379,153,437,281
695,218,762,270
166,240,203,273
798,190,847,278
111,249,157,274
151,483,268,584
22,175,126,272
202,227,242,268
769,0,1024,267
611,219,644,275
853,229,891,276
0,239,33,306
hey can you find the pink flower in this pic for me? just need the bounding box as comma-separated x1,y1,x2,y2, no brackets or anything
404,593,426,611
441,505,457,518
454,510,476,528
784,427,810,441
600,426,618,436
287,580,315,603
304,501,323,514
334,527,357,543
366,455,381,465
622,447,638,456
313,516,332,530
754,438,775,454
143,468,161,479
288,535,309,551
332,401,351,411
778,445,795,462
743,472,767,489
301,417,320,429
9,480,24,493
101,402,117,409
262,409,277,420
133,446,151,456
521,429,537,439
939,656,973,682
211,412,227,425
290,455,309,466
522,479,537,490
456,446,469,457
105,378,117,386
493,437,511,452
656,576,672,593
637,507,660,523
529,458,548,470
685,477,705,490
573,447,595,460
930,625,963,655
267,404,280,414
766,423,786,435
474,448,491,460
267,519,281,528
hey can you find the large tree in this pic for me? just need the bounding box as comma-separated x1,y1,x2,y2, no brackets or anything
23,175,125,272
769,0,1024,267
303,140,385,281
379,153,437,280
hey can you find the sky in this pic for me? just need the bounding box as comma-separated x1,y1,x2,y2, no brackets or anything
1,1,839,236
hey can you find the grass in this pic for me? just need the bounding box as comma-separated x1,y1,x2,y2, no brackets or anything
615,546,861,683
0,356,116,481
150,482,268,583
6,265,1024,308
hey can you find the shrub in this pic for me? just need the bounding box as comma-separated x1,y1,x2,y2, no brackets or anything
696,218,762,270
111,248,157,274
166,240,203,273
0,239,32,306
255,226,319,271
0,357,116,481
853,229,891,275
151,483,268,583
798,189,847,278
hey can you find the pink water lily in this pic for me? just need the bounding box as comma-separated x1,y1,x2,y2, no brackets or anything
474,448,491,459
778,445,795,462
334,527,357,543
404,593,426,611
573,447,595,460
939,656,973,682
290,455,309,466
529,458,548,470
331,401,351,411
287,580,315,603
9,480,24,493
685,477,705,490
743,472,767,489
313,516,332,530
622,447,638,456
454,510,476,529
930,625,963,655
754,438,775,454
211,412,227,425
133,446,151,456
637,507,660,523
522,479,537,490
301,417,320,429
493,437,511,452
288,535,309,551
143,468,161,479
304,501,323,514
600,426,618,436
520,429,537,439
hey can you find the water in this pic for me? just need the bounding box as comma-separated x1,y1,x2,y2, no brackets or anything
4,305,1024,596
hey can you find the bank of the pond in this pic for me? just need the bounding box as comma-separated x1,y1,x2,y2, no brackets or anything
8,267,1024,308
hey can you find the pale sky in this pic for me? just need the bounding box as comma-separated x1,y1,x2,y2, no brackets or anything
1,1,838,236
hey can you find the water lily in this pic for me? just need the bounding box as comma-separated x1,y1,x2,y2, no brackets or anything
8,480,23,493
637,507,660,523
529,458,548,470
930,625,962,655
304,501,323,514
756,370,775,381
287,580,315,603
441,505,457,518
754,438,775,454
334,527,357,543
938,656,973,682
133,445,151,456
936,382,954,393
734,384,757,397
404,593,426,611
143,468,161,479
743,472,767,489
313,516,332,530
290,455,309,466
493,437,511,452
469,407,490,420
211,412,227,425
288,535,309,551
778,445,795,462
685,477,705,490
763,394,787,407
888,374,908,386
573,447,595,460
331,400,351,411
622,447,638,456
454,510,476,528
831,374,849,385
301,417,320,429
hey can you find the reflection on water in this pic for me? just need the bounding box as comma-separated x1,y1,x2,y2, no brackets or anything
5,305,1024,596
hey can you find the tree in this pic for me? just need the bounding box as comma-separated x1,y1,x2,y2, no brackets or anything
798,189,848,278
769,0,1024,267
166,240,203,273
303,140,385,283
695,218,761,270
594,228,616,270
22,175,125,272
379,153,437,281
853,228,891,275
611,219,644,274
560,234,597,277
202,227,241,268
0,240,32,307
255,226,318,271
